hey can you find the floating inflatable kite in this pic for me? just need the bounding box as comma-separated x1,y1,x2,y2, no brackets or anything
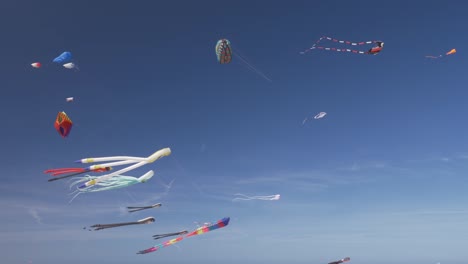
54,111,73,138
87,217,155,231
137,217,230,254
216,39,232,64
74,148,171,189
215,39,271,81
68,170,155,202
53,51,72,64
127,203,162,213
31,62,41,68
63,62,77,69
301,36,384,55
328,257,350,264
425,48,456,59
66,97,74,102
45,148,170,188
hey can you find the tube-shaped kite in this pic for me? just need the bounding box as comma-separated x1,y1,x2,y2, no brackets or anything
69,170,155,201
153,230,189,240
137,217,230,254
328,257,350,264
127,203,162,213
89,217,155,231
53,147,171,189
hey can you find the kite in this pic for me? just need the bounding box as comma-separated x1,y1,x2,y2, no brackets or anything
216,39,232,64
301,36,384,55
153,230,189,240
66,97,74,102
137,217,230,254
68,170,155,202
302,112,327,125
45,147,170,187
46,148,171,190
88,217,155,231
315,112,327,119
53,51,72,64
31,62,41,68
328,257,350,264
46,166,112,182
63,62,77,69
233,193,280,201
54,111,73,138
425,48,456,59
127,203,162,213
74,147,171,189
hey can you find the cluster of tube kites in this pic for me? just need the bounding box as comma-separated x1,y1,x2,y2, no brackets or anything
44,147,231,253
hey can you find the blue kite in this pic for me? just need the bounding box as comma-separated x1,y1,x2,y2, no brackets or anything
53,51,72,63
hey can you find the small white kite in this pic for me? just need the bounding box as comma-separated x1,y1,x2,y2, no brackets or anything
63,62,80,71
303,111,327,125
66,97,74,102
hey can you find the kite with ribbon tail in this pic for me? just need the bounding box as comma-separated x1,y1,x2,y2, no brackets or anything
425,48,456,59
301,36,384,55
46,147,171,186
137,217,230,254
68,170,155,202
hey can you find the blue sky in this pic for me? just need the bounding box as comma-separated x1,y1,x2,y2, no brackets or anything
1,0,468,263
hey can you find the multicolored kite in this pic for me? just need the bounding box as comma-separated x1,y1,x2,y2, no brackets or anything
137,217,230,254
54,111,73,138
215,39,232,64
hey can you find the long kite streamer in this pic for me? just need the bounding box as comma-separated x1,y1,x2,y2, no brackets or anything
68,170,155,202
153,230,189,240
127,203,162,213
137,217,230,254
301,36,384,55
88,217,155,231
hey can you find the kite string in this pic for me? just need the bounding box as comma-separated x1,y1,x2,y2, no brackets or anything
233,53,272,82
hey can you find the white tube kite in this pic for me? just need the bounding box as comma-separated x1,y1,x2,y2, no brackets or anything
75,148,171,189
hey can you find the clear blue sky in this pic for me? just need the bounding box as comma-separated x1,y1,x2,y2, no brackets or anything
1,1,468,264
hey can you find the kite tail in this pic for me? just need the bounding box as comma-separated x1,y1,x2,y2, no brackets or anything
301,36,380,54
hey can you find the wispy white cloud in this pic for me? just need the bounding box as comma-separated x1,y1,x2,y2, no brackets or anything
27,208,42,225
